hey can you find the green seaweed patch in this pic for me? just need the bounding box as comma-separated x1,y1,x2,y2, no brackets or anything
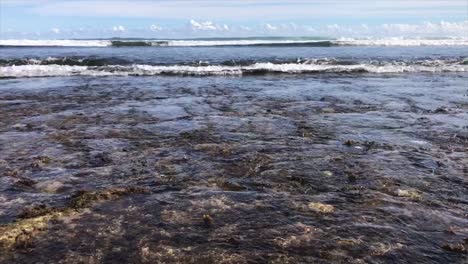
244,153,273,177
308,202,335,213
0,187,149,251
0,211,69,250
215,179,247,191
69,187,149,209
18,204,61,219
31,156,52,168
396,189,423,200
193,143,236,157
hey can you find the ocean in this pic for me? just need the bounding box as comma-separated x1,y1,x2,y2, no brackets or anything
0,38,467,263
1,38,468,77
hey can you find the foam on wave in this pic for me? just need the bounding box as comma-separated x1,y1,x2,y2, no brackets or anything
0,39,110,47
1,59,466,78
1,38,468,47
335,38,468,46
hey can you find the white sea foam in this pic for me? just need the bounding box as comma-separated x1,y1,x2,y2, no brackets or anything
169,38,468,47
0,65,111,77
336,38,468,46
165,40,328,46
1,38,468,47
245,62,467,73
0,39,111,47
1,62,466,78
0,39,330,47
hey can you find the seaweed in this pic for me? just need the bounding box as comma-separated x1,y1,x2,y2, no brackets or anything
0,187,149,251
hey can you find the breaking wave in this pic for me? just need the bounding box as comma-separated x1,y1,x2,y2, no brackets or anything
0,58,466,78
1,38,468,47
0,57,132,67
0,40,110,47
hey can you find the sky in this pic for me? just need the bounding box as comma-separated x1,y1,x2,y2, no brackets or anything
1,0,467,39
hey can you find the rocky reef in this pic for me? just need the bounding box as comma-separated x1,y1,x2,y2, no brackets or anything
0,74,467,263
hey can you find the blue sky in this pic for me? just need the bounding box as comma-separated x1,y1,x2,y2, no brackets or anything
1,0,467,39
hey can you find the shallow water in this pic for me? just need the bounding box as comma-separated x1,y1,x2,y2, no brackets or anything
0,45,467,263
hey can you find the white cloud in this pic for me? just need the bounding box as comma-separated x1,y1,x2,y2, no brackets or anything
112,25,125,32
150,24,162,31
264,24,278,31
334,21,468,38
288,23,298,31
246,20,468,38
2,0,466,39
190,20,217,31
2,20,467,39
189,20,231,32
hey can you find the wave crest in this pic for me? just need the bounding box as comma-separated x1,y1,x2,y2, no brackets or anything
1,58,466,78
1,38,468,47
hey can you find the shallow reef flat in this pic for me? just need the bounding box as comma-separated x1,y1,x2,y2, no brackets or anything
0,73,467,263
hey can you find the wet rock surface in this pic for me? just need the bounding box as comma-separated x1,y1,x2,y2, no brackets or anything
0,74,467,263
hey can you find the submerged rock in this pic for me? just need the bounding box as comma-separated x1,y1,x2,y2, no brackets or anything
31,156,52,168
194,143,235,157
0,186,150,251
88,152,112,167
69,187,149,209
321,107,336,113
203,214,213,227
0,159,9,170
442,242,467,254
35,180,69,194
344,140,356,146
216,179,247,191
18,204,60,219
0,211,69,250
308,202,335,213
396,189,423,200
